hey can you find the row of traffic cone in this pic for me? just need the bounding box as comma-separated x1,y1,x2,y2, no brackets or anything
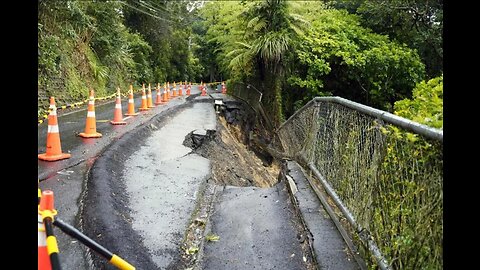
38,83,193,162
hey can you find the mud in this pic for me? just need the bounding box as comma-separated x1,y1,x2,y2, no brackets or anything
187,107,280,188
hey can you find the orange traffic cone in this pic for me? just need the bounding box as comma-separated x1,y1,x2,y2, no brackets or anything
147,83,155,108
178,82,183,96
162,84,169,103
38,97,71,161
39,190,61,270
221,81,226,94
125,85,139,116
79,90,102,138
186,85,191,96
110,88,127,125
201,83,207,96
166,82,170,99
38,213,51,270
172,82,178,97
138,84,149,111
155,83,165,105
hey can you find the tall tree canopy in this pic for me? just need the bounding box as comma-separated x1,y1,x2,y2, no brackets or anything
198,0,429,120
39,0,442,127
38,0,202,110
328,0,443,78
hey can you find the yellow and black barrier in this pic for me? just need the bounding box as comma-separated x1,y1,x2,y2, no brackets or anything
53,218,135,270
38,93,117,125
37,84,154,125
38,187,135,270
38,190,62,270
190,81,223,86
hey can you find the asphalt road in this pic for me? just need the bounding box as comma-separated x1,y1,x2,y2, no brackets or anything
201,183,310,269
38,84,204,269
38,82,362,270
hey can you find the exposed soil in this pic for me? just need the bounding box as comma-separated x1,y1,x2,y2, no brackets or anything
186,113,280,188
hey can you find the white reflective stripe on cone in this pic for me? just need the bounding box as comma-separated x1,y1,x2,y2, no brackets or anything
49,110,57,116
115,104,122,109
88,100,95,105
38,215,47,246
48,125,59,133
142,96,146,99
129,99,134,103
87,111,95,117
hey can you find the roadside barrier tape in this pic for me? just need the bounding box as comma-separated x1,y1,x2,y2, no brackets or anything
191,81,223,85
38,91,128,125
37,82,213,125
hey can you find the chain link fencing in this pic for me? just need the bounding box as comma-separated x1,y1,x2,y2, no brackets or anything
275,97,443,269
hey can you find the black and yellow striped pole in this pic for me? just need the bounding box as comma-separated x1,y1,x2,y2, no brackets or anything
38,183,42,205
52,218,135,270
38,190,62,270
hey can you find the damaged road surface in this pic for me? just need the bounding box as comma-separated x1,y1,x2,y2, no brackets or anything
123,102,216,269
84,101,216,269
82,96,313,269
200,183,313,270
81,92,359,270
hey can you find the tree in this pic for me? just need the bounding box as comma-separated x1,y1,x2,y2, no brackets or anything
123,0,201,82
329,0,443,78
223,0,308,125
286,5,425,114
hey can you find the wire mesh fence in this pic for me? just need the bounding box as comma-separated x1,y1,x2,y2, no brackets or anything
276,97,443,269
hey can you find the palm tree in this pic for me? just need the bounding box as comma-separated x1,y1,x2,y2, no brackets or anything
229,0,308,126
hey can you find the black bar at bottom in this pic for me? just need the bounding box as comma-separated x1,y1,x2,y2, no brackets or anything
53,218,113,260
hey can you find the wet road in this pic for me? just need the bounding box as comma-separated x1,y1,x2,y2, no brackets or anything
38,82,362,270
124,102,216,268
201,183,309,269
286,161,362,270
38,85,201,180
38,84,206,269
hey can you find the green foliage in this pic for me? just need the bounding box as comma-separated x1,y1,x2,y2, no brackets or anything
200,0,307,126
39,1,131,106
199,1,427,122
199,1,249,81
285,6,425,115
373,125,443,269
329,0,443,78
123,0,202,83
278,100,443,269
394,76,443,129
38,0,202,111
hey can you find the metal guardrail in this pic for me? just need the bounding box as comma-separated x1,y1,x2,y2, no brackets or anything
275,96,443,269
278,97,442,141
229,81,275,133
